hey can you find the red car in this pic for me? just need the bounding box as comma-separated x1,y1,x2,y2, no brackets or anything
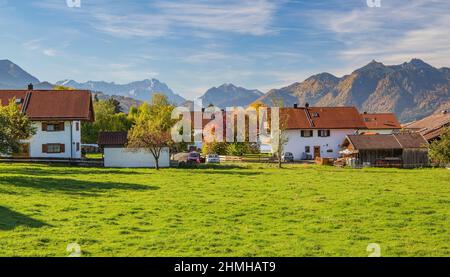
187,152,201,164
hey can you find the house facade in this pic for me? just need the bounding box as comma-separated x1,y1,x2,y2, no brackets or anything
279,106,367,160
0,87,94,159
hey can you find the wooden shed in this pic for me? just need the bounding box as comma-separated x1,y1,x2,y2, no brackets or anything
342,133,429,168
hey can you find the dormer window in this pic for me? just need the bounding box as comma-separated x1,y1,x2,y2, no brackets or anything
312,112,319,117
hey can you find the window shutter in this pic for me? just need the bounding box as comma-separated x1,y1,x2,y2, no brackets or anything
42,144,48,153
60,144,65,153
42,123,48,131
59,122,65,131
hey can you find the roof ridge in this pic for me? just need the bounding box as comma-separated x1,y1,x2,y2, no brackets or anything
392,133,404,148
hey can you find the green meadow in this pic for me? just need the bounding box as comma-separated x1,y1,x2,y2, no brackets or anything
0,163,448,257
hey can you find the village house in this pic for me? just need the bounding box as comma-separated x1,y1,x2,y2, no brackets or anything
278,105,367,160
0,85,94,159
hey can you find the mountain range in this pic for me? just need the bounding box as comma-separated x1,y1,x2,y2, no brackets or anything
256,59,450,122
0,59,184,106
199,83,263,108
1,58,449,122
55,79,185,104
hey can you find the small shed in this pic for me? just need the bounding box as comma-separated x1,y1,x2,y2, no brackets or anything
98,132,170,168
342,133,429,168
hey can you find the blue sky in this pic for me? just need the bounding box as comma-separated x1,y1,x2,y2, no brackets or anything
0,0,449,99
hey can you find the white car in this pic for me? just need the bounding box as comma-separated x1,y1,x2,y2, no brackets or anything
206,154,220,163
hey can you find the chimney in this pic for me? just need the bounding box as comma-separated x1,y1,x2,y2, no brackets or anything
293,104,298,109
305,103,310,108
28,83,34,90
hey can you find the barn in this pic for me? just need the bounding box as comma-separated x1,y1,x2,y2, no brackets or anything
341,133,429,168
98,132,170,168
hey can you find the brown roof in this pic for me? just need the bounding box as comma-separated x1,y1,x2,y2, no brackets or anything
279,107,367,129
422,128,444,141
361,113,401,129
0,90,94,121
403,111,450,131
98,132,128,146
403,111,450,141
394,133,429,148
346,133,428,150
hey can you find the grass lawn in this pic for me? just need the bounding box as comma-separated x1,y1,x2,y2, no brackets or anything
0,162,448,257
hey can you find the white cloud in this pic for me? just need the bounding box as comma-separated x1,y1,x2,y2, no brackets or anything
37,0,279,38
312,0,450,67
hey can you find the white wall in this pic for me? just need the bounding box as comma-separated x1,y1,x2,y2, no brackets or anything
22,121,82,159
104,147,170,168
358,129,397,134
281,129,358,160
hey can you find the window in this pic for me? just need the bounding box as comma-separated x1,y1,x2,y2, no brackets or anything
76,122,80,131
76,142,80,152
301,130,313,137
318,130,331,137
44,144,64,153
42,122,65,132
305,146,311,153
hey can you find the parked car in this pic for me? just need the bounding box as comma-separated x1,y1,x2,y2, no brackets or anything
282,152,294,162
187,152,201,164
206,154,220,163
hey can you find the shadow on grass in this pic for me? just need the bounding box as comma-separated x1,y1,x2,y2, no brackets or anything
175,164,248,170
0,206,48,230
0,166,149,176
0,176,159,196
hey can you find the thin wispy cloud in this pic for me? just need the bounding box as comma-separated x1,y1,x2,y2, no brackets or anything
312,0,450,67
37,0,279,38
22,39,58,57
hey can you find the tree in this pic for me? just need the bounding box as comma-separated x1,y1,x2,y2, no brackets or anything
0,99,36,155
81,100,132,143
429,127,450,166
127,94,176,170
127,123,171,170
53,85,75,90
202,141,228,155
270,98,289,168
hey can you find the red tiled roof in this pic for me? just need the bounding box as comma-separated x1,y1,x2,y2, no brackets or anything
279,107,367,130
361,113,401,129
98,132,128,146
0,90,94,121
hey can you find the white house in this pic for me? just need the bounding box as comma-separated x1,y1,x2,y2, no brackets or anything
0,86,94,159
98,132,170,168
359,113,401,134
277,106,368,160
